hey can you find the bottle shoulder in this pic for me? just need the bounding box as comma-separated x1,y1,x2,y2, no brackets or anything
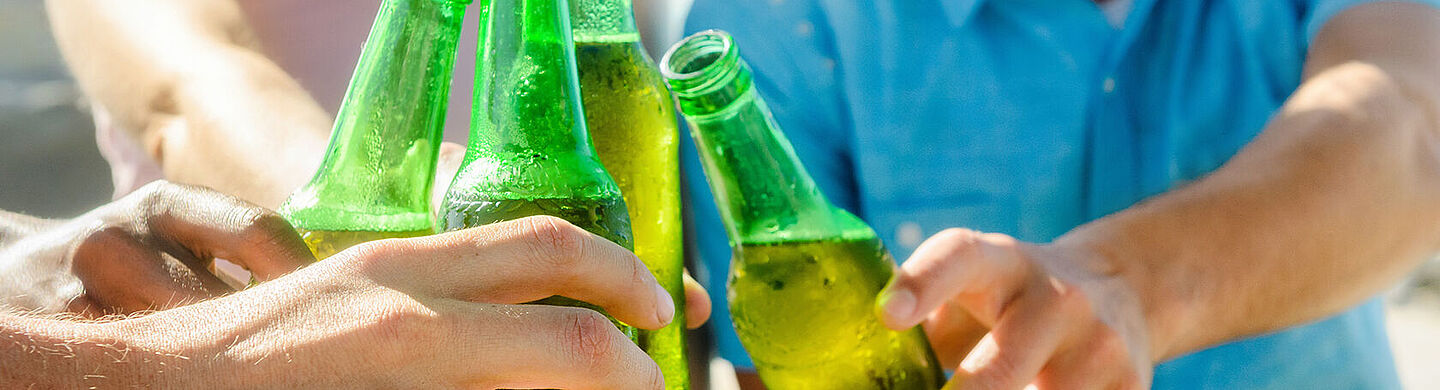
278,189,433,232
574,39,670,90
733,206,879,246
446,152,623,201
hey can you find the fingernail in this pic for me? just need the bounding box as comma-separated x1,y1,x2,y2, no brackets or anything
878,288,916,326
654,284,676,327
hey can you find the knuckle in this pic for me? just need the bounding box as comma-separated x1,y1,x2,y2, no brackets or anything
517,216,588,268
125,181,178,218
366,298,435,346
981,234,1023,259
228,209,304,256
979,232,1018,246
932,228,988,261
932,228,981,247
136,181,211,214
236,208,294,237
560,308,619,371
132,180,174,201
341,239,405,277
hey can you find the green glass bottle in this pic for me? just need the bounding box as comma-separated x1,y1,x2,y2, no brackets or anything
440,0,636,340
662,30,945,389
277,0,469,260
569,0,688,387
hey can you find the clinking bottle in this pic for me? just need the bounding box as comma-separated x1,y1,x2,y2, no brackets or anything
569,0,688,386
662,30,945,389
278,0,470,260
439,0,637,340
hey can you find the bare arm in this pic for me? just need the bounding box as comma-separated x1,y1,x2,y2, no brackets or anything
1,217,696,389
45,0,331,208
879,3,1440,389
1070,1,1440,359
0,314,195,387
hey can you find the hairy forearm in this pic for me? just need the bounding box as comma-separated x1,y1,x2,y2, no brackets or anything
46,0,329,207
0,312,190,388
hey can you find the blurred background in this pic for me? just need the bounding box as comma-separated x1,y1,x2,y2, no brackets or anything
0,0,110,218
2,1,1438,388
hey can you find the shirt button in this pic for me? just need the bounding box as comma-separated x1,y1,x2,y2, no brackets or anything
896,222,924,249
795,21,814,37
1103,76,1117,94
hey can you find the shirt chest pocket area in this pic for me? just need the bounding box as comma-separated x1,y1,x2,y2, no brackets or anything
852,118,1088,255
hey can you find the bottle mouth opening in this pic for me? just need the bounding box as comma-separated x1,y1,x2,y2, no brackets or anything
661,30,741,96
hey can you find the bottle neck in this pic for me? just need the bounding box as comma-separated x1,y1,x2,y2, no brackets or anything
568,0,640,42
663,30,851,244
470,0,593,159
288,0,466,228
459,0,615,198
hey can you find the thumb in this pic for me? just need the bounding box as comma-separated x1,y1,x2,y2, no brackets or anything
72,229,228,313
139,183,313,280
876,229,1030,330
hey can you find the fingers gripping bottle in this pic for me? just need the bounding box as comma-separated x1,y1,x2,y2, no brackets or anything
277,0,470,259
662,30,945,389
439,0,637,340
569,0,688,386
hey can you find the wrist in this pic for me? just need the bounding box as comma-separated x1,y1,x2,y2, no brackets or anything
106,297,290,389
90,315,224,388
0,313,200,387
1050,225,1201,362
117,278,363,389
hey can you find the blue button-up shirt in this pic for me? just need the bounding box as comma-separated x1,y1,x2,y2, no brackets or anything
679,0,1438,388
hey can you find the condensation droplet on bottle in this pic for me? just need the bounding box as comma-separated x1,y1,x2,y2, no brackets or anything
764,221,781,233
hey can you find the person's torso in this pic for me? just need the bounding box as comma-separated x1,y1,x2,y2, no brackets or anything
681,0,1413,387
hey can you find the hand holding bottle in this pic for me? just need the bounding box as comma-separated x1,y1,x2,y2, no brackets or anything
878,228,1153,390
195,216,701,389
3,215,708,389
0,181,312,316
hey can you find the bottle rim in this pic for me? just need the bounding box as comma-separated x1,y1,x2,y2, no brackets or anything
660,29,744,97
